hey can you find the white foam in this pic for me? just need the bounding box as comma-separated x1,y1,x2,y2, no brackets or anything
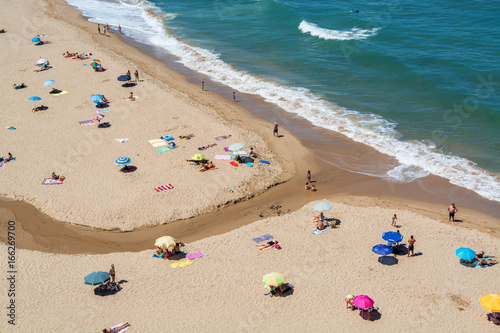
65,0,500,202
298,20,380,41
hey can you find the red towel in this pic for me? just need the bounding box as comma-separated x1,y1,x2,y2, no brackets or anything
154,184,174,192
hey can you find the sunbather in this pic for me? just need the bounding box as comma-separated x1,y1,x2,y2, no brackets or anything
32,105,46,112
257,240,281,250
248,147,258,157
125,92,135,101
13,83,26,89
316,219,325,230
179,134,195,139
34,40,50,45
477,259,498,266
101,95,109,103
199,161,215,172
5,153,13,162
476,250,495,259
103,322,131,333
345,295,356,310
488,312,500,325
50,88,61,94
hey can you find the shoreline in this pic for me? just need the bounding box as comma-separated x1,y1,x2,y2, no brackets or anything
0,0,499,253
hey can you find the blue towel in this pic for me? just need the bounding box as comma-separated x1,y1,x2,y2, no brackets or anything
312,228,329,235
259,160,270,164
252,234,274,243
161,135,174,141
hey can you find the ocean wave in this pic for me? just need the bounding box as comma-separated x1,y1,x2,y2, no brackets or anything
298,20,380,41
65,0,500,202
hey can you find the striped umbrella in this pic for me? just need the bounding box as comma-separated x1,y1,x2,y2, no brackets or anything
262,272,286,287
90,59,101,67
115,157,131,166
228,143,245,151
92,114,104,122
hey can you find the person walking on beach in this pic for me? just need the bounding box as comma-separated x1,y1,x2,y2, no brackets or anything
134,70,139,82
118,25,122,35
307,170,311,182
391,214,397,226
233,91,235,102
448,203,458,222
103,25,107,35
109,264,116,283
106,23,110,33
201,81,204,90
273,122,279,137
98,24,101,34
407,235,415,257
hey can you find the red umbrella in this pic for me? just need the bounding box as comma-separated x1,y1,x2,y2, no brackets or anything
352,295,374,309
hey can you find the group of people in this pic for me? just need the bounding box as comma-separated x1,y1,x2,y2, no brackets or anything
97,23,111,36
305,170,317,191
345,295,378,319
125,70,140,82
51,172,65,181
471,250,498,266
155,241,185,260
311,212,329,230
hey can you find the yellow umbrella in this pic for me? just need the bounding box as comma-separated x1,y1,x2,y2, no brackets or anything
154,236,176,248
262,272,286,287
480,294,500,312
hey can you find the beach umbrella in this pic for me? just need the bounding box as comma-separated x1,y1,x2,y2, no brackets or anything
262,272,286,287
372,244,393,255
90,60,101,68
28,96,42,107
90,94,103,101
154,236,176,249
92,114,104,122
352,295,374,309
84,271,110,286
37,58,48,65
32,37,40,43
117,75,131,82
480,294,500,312
191,154,205,161
382,231,403,243
455,247,476,261
313,202,333,212
115,157,131,166
228,143,245,151
43,80,55,87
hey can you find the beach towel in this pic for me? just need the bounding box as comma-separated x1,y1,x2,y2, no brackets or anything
0,162,4,168
83,63,90,66
186,252,206,260
37,34,47,37
214,155,231,160
216,135,231,140
154,184,174,192
42,178,64,185
96,108,111,113
114,138,129,143
232,150,247,155
152,141,167,147
110,323,129,333
224,187,234,193
229,161,238,167
252,234,274,243
156,146,175,153
6,126,15,130
259,160,271,164
312,228,329,235
160,135,174,141
148,138,164,144
79,120,94,126
246,162,253,167
13,86,27,90
203,166,218,172
170,260,193,268
51,90,68,96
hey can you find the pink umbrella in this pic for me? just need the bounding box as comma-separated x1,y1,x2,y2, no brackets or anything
92,114,104,122
352,295,374,309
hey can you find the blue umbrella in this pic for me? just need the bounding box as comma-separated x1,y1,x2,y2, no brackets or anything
28,96,42,101
84,271,110,285
43,80,55,87
372,244,393,255
115,157,131,166
90,94,103,101
382,231,403,243
313,202,333,212
117,75,131,82
228,143,245,151
32,37,40,43
455,247,476,261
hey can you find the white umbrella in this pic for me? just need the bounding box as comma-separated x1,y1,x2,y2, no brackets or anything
37,58,48,65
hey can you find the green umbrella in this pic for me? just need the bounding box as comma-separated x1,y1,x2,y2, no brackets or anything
84,271,110,285
191,154,205,161
262,272,286,287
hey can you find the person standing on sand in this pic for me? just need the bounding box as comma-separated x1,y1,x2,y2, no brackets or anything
103,25,107,35
201,81,204,90
134,70,139,82
448,203,458,222
98,24,101,34
407,235,415,257
233,91,235,102
109,264,116,283
118,25,122,35
273,122,279,137
391,214,397,226
106,23,110,33
307,170,311,182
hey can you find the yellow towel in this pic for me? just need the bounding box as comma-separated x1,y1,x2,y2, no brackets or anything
170,260,193,268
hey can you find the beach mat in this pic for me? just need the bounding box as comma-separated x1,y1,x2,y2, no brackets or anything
96,108,111,113
259,160,270,164
232,150,247,155
215,155,231,160
170,260,193,268
216,135,231,140
203,167,218,172
154,184,174,192
42,178,64,185
156,146,174,153
312,228,329,235
246,162,253,167
114,138,129,143
6,126,16,130
51,90,68,96
229,161,238,167
79,120,93,126
186,252,206,260
152,141,167,147
252,234,274,243
148,138,164,144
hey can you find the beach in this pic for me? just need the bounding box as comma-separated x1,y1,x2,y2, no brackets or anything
0,0,499,331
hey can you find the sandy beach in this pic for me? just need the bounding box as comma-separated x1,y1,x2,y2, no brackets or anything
0,0,499,331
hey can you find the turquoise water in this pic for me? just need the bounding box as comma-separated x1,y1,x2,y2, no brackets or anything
66,0,500,201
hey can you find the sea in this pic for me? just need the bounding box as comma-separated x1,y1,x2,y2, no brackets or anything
65,0,500,202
